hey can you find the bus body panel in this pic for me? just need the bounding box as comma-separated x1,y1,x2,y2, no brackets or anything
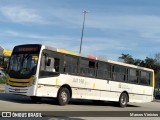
36,74,153,103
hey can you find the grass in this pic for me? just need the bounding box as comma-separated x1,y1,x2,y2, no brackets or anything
0,78,5,84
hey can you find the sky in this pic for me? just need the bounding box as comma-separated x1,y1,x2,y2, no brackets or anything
0,0,160,60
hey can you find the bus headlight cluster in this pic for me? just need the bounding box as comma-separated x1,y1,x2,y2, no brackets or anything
30,76,36,86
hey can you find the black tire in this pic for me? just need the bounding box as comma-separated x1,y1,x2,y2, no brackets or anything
30,96,41,103
119,93,128,108
57,87,70,106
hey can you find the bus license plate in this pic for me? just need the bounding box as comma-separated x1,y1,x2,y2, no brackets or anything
15,88,20,92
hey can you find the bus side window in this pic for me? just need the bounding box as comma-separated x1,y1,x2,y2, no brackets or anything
80,69,85,75
97,62,111,79
139,71,150,85
79,58,88,76
40,52,56,72
89,61,95,77
46,59,51,66
46,58,53,72
63,61,66,73
54,58,60,72
63,55,78,74
79,58,95,77
128,69,138,83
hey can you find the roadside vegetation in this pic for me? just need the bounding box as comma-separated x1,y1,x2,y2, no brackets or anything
0,78,5,84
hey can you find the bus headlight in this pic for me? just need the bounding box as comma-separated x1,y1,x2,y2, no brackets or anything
30,76,37,86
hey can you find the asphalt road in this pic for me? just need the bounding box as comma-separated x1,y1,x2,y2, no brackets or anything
0,93,160,120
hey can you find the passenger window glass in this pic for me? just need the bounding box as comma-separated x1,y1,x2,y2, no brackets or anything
128,69,138,83
63,55,78,74
97,62,111,79
140,71,150,85
112,65,126,81
79,58,95,77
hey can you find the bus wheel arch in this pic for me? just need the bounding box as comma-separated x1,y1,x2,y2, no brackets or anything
119,91,129,107
57,84,72,105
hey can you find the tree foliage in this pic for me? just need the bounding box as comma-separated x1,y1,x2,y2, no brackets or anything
118,53,158,70
118,54,134,64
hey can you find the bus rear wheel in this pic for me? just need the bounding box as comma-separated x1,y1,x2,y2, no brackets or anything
57,87,70,106
119,93,128,108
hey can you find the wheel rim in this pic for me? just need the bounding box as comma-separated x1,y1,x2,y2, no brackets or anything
61,91,68,103
121,95,127,105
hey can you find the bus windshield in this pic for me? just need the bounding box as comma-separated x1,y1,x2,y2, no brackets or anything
8,53,39,79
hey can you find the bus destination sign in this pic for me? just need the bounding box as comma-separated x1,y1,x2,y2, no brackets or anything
13,45,41,53
17,47,38,52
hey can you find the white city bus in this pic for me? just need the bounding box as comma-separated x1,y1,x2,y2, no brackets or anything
5,44,155,107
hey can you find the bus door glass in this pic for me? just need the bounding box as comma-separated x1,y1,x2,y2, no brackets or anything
39,50,60,78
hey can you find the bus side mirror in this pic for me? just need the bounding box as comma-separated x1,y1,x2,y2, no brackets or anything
46,59,51,66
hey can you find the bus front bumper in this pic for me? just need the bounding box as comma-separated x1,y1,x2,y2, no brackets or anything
5,84,35,96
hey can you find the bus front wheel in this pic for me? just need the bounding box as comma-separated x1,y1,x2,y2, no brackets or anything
119,93,128,107
57,87,70,106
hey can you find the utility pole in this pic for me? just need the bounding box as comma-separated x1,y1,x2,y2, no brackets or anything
79,11,87,54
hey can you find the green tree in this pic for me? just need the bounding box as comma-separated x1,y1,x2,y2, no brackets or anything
155,53,160,66
118,54,134,64
134,59,143,66
118,54,157,69
143,57,156,69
